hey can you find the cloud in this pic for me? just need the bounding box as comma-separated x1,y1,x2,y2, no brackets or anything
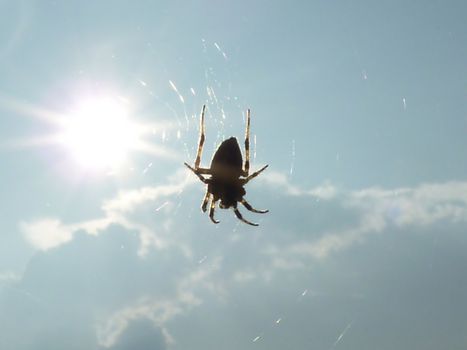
19,169,467,264
104,319,167,350
349,181,467,227
97,298,181,348
7,171,467,349
260,171,338,199
97,256,223,348
19,169,195,255
261,177,467,263
20,218,73,250
102,172,192,216
0,271,20,283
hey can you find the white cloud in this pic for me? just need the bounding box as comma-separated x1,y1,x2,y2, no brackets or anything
20,169,467,265
260,170,338,199
349,181,467,227
279,213,386,260
96,298,184,348
13,170,467,349
96,256,221,348
0,271,20,283
265,179,467,263
20,218,73,250
103,168,195,215
19,169,195,254
259,171,303,196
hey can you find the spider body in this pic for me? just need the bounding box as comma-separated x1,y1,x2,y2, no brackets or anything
210,137,244,181
184,105,268,226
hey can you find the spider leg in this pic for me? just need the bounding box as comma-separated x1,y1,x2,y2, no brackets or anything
242,164,269,184
195,167,212,175
184,162,209,184
233,205,258,226
194,104,206,169
209,198,220,224
241,198,269,214
242,108,251,176
201,191,210,213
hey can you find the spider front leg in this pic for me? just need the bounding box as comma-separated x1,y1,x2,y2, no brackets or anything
243,108,251,176
194,104,206,169
242,164,269,185
186,104,211,175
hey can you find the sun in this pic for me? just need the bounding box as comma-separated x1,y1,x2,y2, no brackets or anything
2,90,179,175
59,96,139,170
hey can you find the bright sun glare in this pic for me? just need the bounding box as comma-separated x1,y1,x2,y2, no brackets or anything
59,96,139,170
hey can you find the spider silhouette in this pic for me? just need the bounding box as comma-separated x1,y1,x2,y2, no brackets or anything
184,105,268,226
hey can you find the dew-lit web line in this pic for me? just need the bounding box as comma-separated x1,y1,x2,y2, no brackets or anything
137,76,199,171
201,38,244,148
169,79,190,129
332,321,354,348
249,288,312,344
135,78,193,165
289,139,296,176
247,285,357,348
214,42,228,60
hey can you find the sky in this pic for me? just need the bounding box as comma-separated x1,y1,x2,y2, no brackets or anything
0,0,466,349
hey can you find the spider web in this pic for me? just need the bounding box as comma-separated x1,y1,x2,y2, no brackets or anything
132,40,312,348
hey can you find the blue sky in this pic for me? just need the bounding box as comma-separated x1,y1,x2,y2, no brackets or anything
1,0,466,349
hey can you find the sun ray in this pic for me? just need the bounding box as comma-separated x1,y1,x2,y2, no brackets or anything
135,140,182,160
1,90,182,175
0,93,63,125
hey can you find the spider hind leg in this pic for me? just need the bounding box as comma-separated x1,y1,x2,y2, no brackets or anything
209,199,220,224
241,198,268,214
233,206,258,226
201,191,210,212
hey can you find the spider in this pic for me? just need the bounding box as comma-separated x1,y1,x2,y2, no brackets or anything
184,105,269,226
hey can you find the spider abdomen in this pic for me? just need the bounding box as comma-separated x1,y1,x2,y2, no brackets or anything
210,137,243,178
